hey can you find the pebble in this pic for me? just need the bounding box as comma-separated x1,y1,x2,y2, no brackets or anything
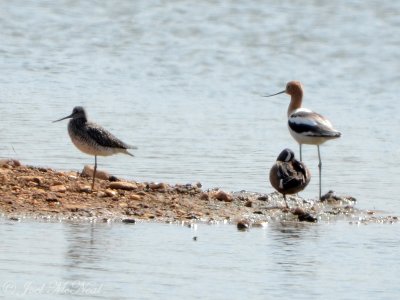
252,221,268,228
129,194,141,201
20,176,43,185
97,191,107,197
257,195,269,201
237,220,250,230
78,185,92,193
105,189,118,197
200,193,209,200
109,175,119,181
45,197,60,203
245,200,253,207
82,165,110,180
109,182,137,191
0,159,21,167
292,208,318,223
122,218,136,224
50,185,67,193
298,213,318,223
214,190,233,202
149,182,168,190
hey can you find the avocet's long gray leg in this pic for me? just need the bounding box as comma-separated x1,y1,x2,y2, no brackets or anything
317,145,322,200
299,144,302,161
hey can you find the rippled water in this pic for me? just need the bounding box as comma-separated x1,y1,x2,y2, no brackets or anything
0,219,399,300
1,0,399,298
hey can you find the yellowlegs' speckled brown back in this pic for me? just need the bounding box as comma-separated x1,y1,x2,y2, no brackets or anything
264,81,341,200
53,106,137,190
270,148,311,208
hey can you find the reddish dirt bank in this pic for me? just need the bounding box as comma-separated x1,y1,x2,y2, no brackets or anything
0,159,397,225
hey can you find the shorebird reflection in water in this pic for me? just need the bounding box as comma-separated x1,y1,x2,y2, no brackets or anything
53,106,137,190
269,148,310,208
264,81,341,200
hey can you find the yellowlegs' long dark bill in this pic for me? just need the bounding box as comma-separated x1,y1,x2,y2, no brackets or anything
269,148,310,208
264,81,341,200
53,106,137,190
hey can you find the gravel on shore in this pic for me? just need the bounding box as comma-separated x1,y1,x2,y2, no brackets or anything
0,159,397,225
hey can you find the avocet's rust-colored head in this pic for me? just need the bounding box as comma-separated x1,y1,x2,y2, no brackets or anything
285,81,303,97
264,81,304,117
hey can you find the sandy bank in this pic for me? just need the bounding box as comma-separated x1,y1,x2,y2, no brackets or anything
0,159,397,225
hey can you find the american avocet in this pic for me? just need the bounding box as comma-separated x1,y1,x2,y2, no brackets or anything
269,148,310,208
265,81,341,200
53,106,137,190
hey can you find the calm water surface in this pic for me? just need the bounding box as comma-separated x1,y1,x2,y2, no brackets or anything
0,219,399,300
0,0,399,299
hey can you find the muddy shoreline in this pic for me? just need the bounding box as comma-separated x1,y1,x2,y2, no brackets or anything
0,159,397,225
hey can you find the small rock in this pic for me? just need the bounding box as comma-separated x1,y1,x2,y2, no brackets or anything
149,182,167,190
20,176,43,185
105,189,118,197
109,175,119,181
122,218,136,224
320,190,342,202
200,192,209,200
0,159,21,167
292,208,318,223
109,182,137,191
257,195,269,201
50,185,66,193
97,191,107,197
129,194,141,201
252,221,268,228
245,200,253,207
45,197,60,203
119,202,128,208
214,190,232,202
237,220,250,230
253,210,263,214
82,165,110,180
185,214,199,220
298,213,318,223
193,236,198,241
195,182,202,188
46,194,58,202
9,217,20,221
78,185,92,193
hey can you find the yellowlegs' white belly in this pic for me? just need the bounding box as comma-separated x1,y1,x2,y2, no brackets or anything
69,133,127,156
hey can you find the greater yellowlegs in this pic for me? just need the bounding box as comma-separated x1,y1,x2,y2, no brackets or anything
269,148,311,208
265,81,341,200
53,106,137,190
